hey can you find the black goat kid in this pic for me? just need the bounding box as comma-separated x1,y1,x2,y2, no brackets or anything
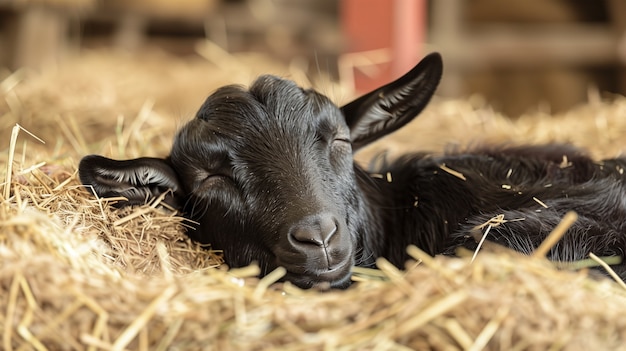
79,53,626,288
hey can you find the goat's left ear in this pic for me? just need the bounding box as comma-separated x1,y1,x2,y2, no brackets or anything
78,155,184,208
341,52,443,151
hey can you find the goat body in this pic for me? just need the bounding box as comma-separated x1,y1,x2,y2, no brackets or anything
79,53,626,288
359,146,626,271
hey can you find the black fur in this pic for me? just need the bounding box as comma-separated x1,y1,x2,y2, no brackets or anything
79,53,626,288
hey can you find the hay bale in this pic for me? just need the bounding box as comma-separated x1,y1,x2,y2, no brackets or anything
104,0,219,19
3,0,95,8
3,48,626,350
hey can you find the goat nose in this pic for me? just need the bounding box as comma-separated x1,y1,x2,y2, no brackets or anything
289,213,338,247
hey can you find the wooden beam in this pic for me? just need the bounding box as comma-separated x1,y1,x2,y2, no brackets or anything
447,25,619,69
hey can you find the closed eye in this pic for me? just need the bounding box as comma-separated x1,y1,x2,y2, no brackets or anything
331,138,352,153
194,172,233,192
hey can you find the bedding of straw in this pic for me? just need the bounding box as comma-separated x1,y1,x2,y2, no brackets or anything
3,44,626,350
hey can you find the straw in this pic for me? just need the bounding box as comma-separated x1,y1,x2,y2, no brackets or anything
3,48,626,350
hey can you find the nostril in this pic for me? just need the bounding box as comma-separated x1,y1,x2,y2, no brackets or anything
289,213,339,248
291,227,325,246
318,215,338,245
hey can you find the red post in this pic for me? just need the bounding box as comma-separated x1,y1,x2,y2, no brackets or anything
341,0,427,92
392,0,427,78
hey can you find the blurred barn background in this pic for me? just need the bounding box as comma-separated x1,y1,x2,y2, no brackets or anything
4,2,626,349
0,0,625,117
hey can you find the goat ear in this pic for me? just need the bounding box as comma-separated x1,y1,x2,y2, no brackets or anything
78,155,184,208
341,52,443,151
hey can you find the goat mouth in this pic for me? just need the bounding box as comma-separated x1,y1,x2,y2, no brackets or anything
280,262,353,289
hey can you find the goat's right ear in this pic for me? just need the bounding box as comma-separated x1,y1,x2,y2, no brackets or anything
341,52,443,151
78,155,184,208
